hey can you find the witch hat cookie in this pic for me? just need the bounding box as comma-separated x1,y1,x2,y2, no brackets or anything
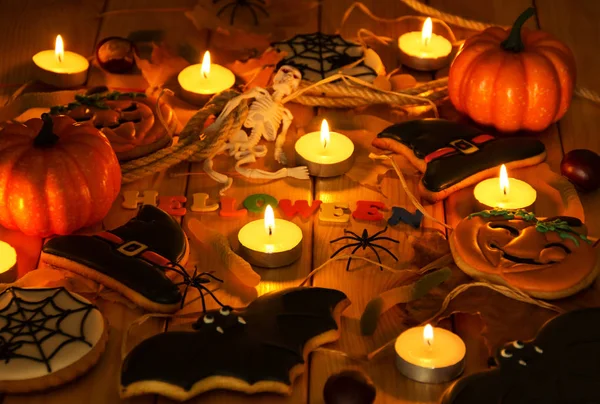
41,205,188,313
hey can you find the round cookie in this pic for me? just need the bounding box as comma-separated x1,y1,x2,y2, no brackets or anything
0,287,108,393
51,90,179,161
449,209,599,299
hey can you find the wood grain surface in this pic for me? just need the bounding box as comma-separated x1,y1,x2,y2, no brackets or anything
0,0,599,403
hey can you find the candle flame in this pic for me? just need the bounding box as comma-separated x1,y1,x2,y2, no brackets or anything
201,51,211,79
422,18,432,47
423,324,434,347
0,240,17,273
499,164,509,196
320,119,330,150
55,35,64,63
264,205,275,236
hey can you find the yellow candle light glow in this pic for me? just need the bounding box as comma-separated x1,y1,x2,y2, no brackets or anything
238,205,303,268
295,119,355,177
178,51,235,104
473,164,537,210
398,17,452,71
0,240,18,283
32,35,89,88
395,324,465,383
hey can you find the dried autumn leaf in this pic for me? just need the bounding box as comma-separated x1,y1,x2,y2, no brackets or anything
225,48,284,88
134,43,189,91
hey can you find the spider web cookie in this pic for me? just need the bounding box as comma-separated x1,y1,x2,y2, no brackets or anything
0,287,108,393
272,32,383,82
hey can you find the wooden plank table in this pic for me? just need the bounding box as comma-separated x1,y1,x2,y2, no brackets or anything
1,0,599,403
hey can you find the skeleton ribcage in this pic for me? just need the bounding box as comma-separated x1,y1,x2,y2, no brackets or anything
244,96,284,143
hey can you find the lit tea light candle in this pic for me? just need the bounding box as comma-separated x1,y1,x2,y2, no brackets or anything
238,205,303,268
0,240,17,283
474,164,537,210
395,324,465,383
178,51,236,105
32,35,89,88
398,17,452,71
295,119,355,177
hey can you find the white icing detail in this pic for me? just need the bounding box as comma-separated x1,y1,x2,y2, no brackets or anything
534,346,544,354
513,341,525,349
0,288,104,381
203,315,214,324
518,360,527,366
216,326,224,334
220,307,231,316
238,316,246,325
500,349,512,358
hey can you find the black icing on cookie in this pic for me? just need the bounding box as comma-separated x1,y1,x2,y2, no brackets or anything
41,205,185,307
376,119,546,193
272,33,377,82
440,308,600,404
121,287,349,398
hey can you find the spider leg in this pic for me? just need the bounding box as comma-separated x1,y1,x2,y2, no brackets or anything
197,284,227,308
250,0,267,5
330,242,361,258
343,229,362,239
246,4,259,25
216,3,236,18
370,243,399,262
230,4,240,25
367,245,384,270
180,283,192,309
196,272,224,283
330,235,360,244
346,243,364,271
368,226,390,240
369,236,400,244
249,2,269,15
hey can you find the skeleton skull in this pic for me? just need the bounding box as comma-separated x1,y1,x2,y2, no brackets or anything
272,65,302,97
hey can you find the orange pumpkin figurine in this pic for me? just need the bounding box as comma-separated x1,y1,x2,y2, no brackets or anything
0,114,121,237
449,8,576,132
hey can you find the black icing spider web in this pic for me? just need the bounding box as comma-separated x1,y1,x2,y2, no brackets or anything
0,287,94,373
272,32,377,81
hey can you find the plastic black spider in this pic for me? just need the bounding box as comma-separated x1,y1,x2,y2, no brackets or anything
162,263,226,311
330,227,399,271
212,0,269,26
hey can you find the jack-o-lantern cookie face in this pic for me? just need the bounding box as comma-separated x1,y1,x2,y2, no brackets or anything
450,209,599,299
51,91,178,161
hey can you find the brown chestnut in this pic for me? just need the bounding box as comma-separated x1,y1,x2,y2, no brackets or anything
323,370,376,404
95,36,136,73
561,149,600,192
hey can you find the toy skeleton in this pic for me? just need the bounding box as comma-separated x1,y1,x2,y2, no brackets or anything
203,65,309,194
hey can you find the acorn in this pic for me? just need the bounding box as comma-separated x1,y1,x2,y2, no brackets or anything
323,370,376,404
560,149,600,192
95,36,136,73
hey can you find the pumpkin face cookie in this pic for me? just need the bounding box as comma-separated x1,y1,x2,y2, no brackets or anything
449,209,599,299
51,90,179,161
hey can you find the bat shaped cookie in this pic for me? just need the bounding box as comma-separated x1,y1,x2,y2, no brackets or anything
440,308,600,404
41,205,188,313
372,119,546,201
120,287,350,400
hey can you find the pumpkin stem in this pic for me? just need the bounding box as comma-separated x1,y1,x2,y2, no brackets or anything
501,7,536,53
34,113,60,148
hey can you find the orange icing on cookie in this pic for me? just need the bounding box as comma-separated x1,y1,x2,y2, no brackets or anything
451,214,597,295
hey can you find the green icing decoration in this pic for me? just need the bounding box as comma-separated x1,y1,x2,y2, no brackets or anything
242,193,278,213
50,91,146,115
468,208,591,246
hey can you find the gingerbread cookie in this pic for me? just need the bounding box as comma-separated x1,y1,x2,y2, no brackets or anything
271,33,384,83
441,308,600,404
50,89,179,161
450,209,599,299
120,287,350,400
40,205,188,313
372,119,546,201
0,287,108,393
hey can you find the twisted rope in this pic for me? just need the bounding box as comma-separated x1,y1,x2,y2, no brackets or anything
121,90,247,183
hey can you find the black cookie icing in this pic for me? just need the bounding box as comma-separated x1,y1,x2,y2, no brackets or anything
440,308,600,404
121,287,349,394
42,205,184,305
272,33,377,82
376,119,546,192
